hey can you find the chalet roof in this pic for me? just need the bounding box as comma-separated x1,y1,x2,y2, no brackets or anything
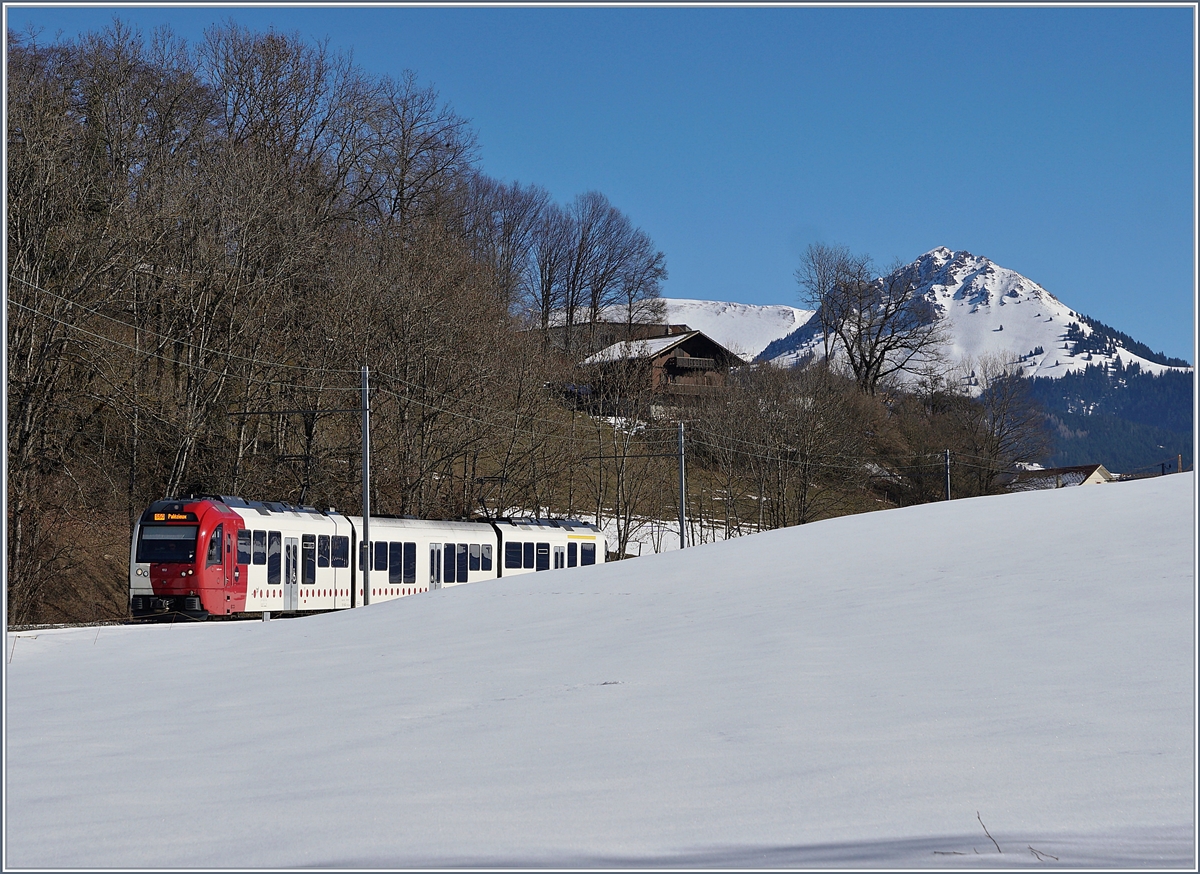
581,330,745,366
1009,463,1113,491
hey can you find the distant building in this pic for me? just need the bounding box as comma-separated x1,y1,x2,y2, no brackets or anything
1007,463,1115,492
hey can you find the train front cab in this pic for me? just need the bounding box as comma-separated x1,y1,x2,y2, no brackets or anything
130,499,245,620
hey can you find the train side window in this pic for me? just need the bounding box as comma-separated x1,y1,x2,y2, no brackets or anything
331,535,349,568
317,535,330,568
535,542,550,572
253,530,267,565
505,542,522,569
481,544,493,572
523,542,534,569
374,540,388,572
469,543,480,572
389,542,404,585
206,524,224,567
443,543,456,583
581,543,596,566
567,542,577,567
237,530,252,565
456,543,468,580
302,535,316,584
403,542,416,584
267,531,281,584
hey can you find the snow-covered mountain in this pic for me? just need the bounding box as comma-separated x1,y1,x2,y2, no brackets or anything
656,298,814,360
760,247,1192,378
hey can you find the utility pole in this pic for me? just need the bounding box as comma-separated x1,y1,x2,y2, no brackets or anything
361,365,371,607
944,449,951,501
678,421,687,549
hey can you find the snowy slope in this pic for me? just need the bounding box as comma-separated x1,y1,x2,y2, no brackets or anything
764,247,1192,379
657,297,815,360
5,475,1195,868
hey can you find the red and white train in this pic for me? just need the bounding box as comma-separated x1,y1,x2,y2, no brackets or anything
129,496,606,620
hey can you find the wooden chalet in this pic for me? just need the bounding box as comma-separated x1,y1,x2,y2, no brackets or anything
581,330,746,411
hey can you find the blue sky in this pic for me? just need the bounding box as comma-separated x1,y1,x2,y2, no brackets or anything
7,5,1195,361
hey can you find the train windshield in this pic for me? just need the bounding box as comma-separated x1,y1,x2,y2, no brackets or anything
136,525,199,563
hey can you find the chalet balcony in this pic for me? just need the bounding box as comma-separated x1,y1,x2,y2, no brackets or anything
668,356,716,371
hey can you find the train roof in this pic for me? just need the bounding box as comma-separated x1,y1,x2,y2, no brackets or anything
343,516,490,533
492,518,601,534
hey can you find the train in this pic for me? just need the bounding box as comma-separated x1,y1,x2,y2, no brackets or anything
129,496,606,620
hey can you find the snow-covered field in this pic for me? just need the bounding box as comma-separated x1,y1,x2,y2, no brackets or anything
5,475,1195,868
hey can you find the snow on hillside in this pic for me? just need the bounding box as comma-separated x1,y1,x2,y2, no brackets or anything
764,247,1192,379
5,475,1194,868
658,297,814,360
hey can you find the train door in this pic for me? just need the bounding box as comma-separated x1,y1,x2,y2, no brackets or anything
223,529,234,614
284,537,299,610
430,543,442,590
553,546,565,569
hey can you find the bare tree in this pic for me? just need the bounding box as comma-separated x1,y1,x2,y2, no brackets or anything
460,175,550,311
951,354,1053,495
798,244,947,395
524,200,572,343
614,228,667,332
797,242,859,361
